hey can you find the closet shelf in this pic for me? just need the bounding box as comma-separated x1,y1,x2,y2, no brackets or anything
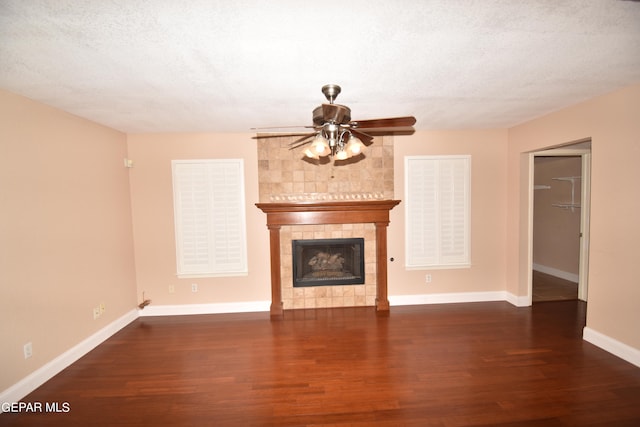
552,203,581,210
552,176,581,182
552,176,581,212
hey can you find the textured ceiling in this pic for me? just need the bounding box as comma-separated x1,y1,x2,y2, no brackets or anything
1,0,639,133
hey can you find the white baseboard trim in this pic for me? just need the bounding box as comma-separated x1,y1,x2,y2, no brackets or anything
583,327,640,368
389,291,508,306
533,263,579,283
0,309,138,412
138,300,271,317
505,292,531,307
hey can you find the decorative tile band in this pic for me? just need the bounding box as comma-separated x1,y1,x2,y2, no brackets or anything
269,192,385,202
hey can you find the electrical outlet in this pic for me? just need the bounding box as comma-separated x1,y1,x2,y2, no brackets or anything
23,342,33,359
425,274,432,284
168,285,175,294
93,307,101,319
191,283,198,292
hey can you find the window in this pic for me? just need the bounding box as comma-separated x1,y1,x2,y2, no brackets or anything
405,155,470,269
172,159,248,277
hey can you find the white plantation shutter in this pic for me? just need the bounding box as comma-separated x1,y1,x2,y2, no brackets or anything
172,159,248,277
405,156,470,268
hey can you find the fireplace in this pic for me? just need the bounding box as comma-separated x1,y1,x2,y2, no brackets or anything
293,238,364,287
255,200,400,316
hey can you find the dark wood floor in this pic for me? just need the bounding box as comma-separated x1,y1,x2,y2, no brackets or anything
3,301,640,426
532,270,578,303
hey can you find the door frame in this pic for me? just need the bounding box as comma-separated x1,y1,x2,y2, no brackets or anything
527,147,591,303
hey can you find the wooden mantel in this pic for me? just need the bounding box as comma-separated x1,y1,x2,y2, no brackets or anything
256,200,401,317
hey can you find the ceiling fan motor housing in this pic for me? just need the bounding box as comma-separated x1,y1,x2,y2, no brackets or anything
313,104,351,127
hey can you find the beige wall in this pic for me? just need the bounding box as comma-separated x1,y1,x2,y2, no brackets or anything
533,156,582,276
127,133,271,306
0,90,137,392
128,130,510,309
508,83,640,350
388,130,509,297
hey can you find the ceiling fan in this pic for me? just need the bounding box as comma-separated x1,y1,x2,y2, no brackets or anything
252,84,416,161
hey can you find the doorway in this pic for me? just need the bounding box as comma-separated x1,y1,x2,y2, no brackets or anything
528,142,591,304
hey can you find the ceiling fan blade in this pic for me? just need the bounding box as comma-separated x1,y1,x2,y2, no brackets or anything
353,126,415,134
288,133,316,150
351,129,374,145
251,125,313,130
288,132,316,146
349,116,416,129
252,132,316,139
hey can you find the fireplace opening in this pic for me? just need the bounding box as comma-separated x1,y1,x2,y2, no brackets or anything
292,238,365,287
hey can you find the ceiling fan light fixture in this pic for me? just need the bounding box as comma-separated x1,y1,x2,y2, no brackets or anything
335,148,349,161
345,134,365,155
311,134,330,156
303,147,319,159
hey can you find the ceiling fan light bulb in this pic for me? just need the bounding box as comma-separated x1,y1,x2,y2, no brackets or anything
335,149,349,161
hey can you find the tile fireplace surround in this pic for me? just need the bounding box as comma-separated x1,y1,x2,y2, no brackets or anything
256,136,398,316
